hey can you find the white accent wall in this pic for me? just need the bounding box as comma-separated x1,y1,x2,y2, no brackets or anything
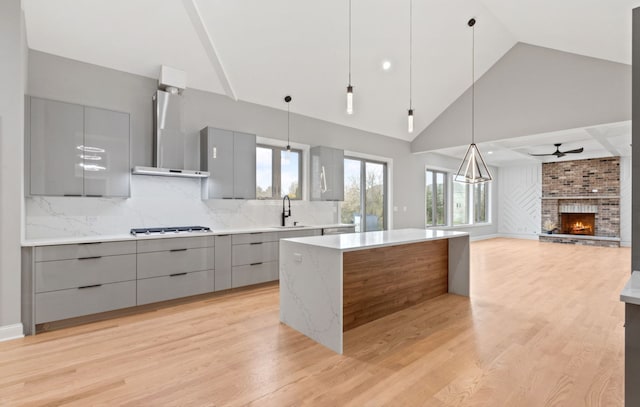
497,164,542,239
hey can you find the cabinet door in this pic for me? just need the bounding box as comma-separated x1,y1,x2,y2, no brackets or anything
201,128,234,199
83,107,130,197
214,235,232,291
233,131,256,199
329,148,344,201
29,97,84,196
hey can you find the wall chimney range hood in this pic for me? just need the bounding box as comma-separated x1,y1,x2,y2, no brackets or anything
132,66,209,179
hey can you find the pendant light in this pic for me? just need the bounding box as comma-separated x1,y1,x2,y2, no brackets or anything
284,95,292,152
407,0,414,133
454,18,492,184
346,0,354,115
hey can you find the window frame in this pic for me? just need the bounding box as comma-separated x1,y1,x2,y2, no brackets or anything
425,168,491,228
426,169,447,227
342,156,388,232
256,143,303,200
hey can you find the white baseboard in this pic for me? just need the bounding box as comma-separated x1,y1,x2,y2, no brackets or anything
497,233,540,241
470,234,499,242
0,323,24,342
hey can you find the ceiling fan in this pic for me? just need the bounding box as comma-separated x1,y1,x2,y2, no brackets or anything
529,143,584,158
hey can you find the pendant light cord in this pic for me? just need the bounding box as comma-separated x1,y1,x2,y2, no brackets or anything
409,0,413,110
471,20,475,144
348,0,352,85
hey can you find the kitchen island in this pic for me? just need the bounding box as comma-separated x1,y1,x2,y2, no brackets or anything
279,228,469,354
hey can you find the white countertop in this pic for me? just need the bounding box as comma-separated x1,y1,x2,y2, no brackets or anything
22,224,355,247
620,271,640,305
281,228,468,252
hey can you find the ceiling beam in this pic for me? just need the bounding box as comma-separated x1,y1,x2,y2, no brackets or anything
181,0,237,101
585,127,621,156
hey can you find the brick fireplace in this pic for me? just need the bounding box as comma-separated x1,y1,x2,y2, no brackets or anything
539,157,620,247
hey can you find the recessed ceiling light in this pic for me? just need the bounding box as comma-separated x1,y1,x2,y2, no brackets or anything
382,60,391,71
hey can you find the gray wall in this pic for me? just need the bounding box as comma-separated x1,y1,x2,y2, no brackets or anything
412,43,631,153
0,0,26,335
27,50,429,230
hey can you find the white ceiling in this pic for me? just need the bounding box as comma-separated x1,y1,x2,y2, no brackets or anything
23,0,639,142
432,121,631,167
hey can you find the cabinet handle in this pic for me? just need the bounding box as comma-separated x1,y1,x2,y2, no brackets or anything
250,262,263,266
217,234,230,237
86,194,103,198
78,256,102,260
250,242,263,245
63,194,82,197
222,197,234,199
170,272,188,277
170,248,188,252
78,242,101,245
78,284,102,289
250,232,262,235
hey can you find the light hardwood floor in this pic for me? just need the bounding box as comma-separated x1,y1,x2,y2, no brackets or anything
0,238,630,406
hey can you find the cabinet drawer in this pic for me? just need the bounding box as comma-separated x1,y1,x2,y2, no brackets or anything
137,247,213,279
278,229,322,239
232,242,278,266
232,232,278,245
35,254,136,293
136,236,214,253
137,269,214,305
232,261,278,288
35,241,136,262
35,281,136,324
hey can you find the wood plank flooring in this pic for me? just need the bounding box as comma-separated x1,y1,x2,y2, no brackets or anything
0,238,629,406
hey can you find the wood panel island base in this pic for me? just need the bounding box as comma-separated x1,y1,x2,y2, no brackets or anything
279,229,470,354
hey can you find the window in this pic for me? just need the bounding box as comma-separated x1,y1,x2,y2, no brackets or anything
256,145,302,199
342,157,387,232
426,170,446,226
426,168,490,227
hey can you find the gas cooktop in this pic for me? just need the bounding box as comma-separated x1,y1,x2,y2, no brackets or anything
130,226,211,236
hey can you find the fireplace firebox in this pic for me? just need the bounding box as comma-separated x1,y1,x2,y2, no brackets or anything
561,213,595,236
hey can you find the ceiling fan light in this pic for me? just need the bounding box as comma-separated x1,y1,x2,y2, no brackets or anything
455,143,492,184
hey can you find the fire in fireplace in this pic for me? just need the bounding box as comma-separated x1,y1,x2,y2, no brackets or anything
561,213,595,236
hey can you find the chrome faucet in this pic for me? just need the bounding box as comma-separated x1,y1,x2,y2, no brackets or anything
282,195,291,226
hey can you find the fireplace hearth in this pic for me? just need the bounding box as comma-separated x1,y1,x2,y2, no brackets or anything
561,213,595,236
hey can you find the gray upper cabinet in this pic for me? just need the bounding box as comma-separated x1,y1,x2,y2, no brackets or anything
28,97,131,198
233,131,257,199
310,146,344,201
200,127,256,199
29,98,84,196
83,107,130,197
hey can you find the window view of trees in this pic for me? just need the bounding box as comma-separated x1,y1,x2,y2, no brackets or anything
256,145,301,199
341,158,386,232
426,168,490,227
426,170,446,226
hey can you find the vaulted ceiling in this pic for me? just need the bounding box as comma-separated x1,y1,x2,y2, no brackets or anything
23,0,640,142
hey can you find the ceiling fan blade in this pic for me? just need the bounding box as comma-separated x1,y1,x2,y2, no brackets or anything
529,153,555,157
562,147,584,154
556,152,566,158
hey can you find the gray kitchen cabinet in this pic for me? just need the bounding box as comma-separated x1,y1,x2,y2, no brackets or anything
28,97,131,197
137,247,212,279
137,269,214,306
29,97,84,196
200,127,256,199
233,131,257,199
83,106,131,197
310,146,344,201
214,235,232,291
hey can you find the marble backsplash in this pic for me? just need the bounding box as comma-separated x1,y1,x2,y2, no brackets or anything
25,176,339,239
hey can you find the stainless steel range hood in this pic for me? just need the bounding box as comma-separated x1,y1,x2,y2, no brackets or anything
133,67,209,178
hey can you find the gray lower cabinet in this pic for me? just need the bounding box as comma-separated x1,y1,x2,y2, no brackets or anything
200,127,256,199
626,303,640,406
27,96,131,198
137,247,212,279
231,262,278,288
35,281,136,324
137,269,214,305
231,232,280,287
214,235,232,291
